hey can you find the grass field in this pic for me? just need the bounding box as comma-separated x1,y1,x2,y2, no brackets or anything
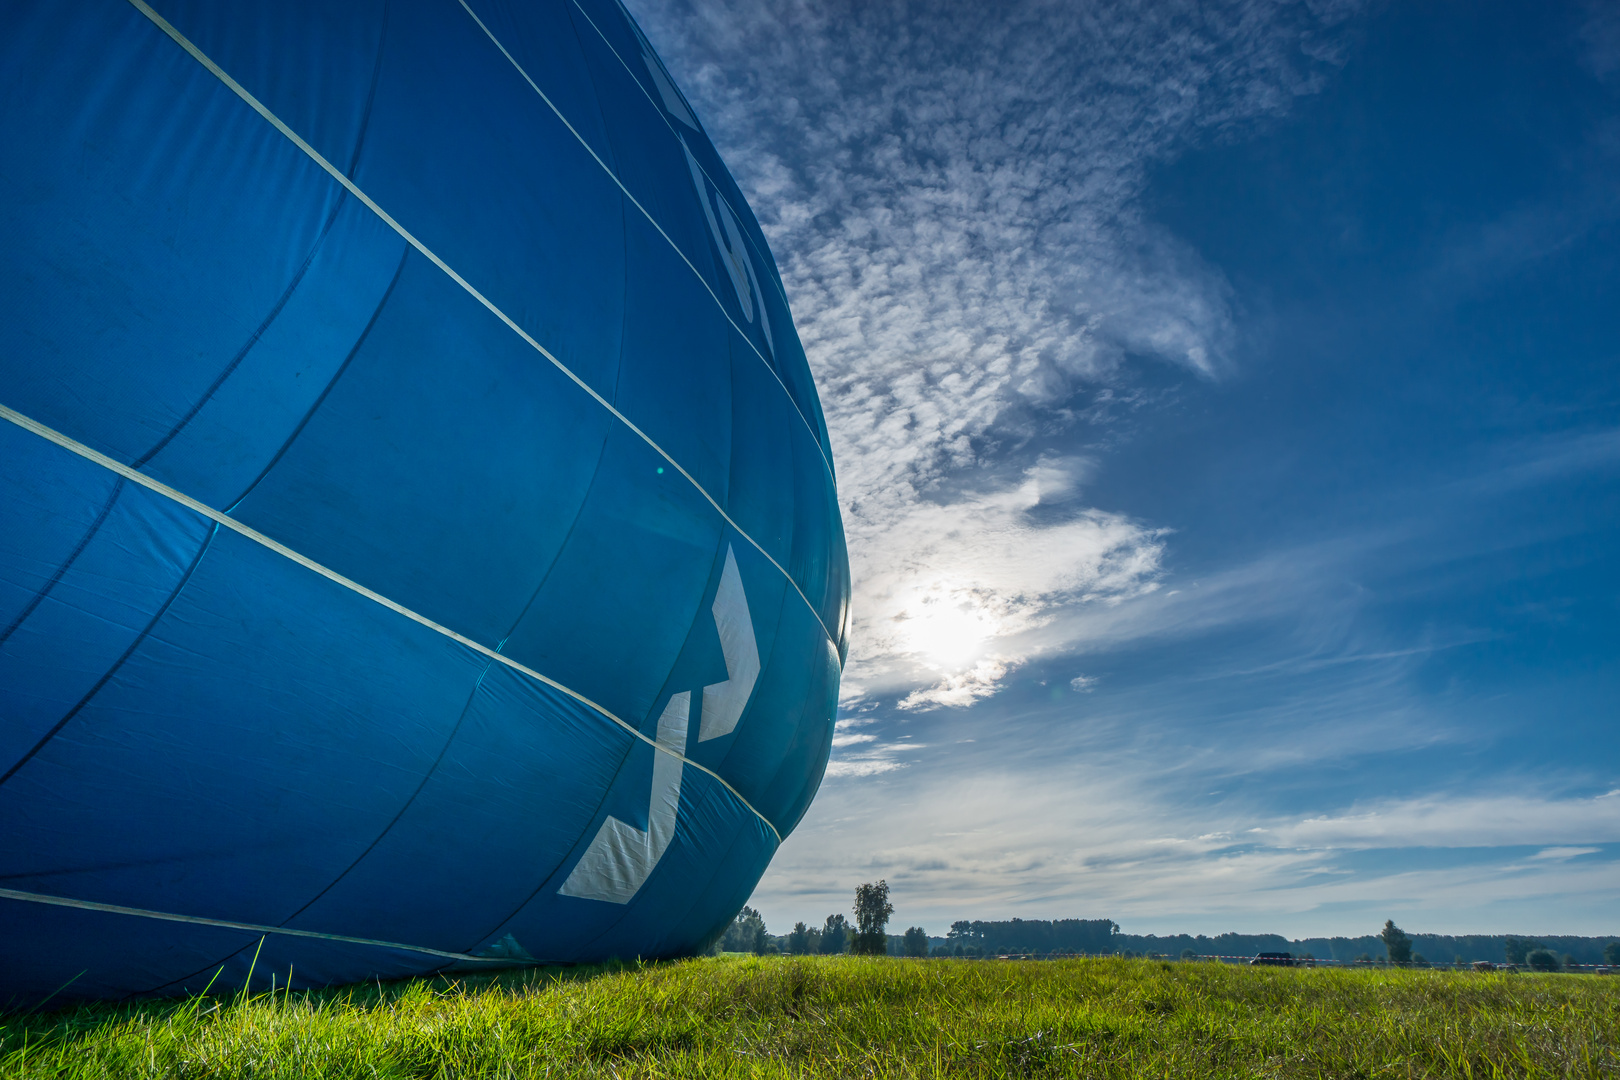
3,955,1616,1078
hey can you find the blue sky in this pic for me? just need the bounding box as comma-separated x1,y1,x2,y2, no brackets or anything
630,0,1620,938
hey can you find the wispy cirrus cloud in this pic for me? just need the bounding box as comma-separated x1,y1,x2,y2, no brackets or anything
632,0,1366,711
1272,796,1620,850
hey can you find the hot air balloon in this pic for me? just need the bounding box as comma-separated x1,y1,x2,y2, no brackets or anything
0,0,848,1004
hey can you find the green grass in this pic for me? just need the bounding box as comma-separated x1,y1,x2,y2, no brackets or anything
3,956,1616,1078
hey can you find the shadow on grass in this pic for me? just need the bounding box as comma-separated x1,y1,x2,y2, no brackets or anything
1,955,650,1044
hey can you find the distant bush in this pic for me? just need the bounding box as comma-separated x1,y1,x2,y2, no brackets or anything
1525,949,1560,972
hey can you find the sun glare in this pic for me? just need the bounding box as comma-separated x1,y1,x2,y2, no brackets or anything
900,591,1000,670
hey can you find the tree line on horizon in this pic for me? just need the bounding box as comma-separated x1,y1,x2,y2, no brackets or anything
713,889,1620,968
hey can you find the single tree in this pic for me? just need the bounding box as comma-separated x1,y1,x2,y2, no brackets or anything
722,906,768,954
1179,948,1197,961
851,880,895,955
1379,920,1413,965
947,920,973,941
1604,941,1620,967
786,921,812,955
902,926,929,958
1525,949,1560,972
821,913,849,954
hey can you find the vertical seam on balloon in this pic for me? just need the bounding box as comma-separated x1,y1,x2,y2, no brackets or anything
490,428,613,653
455,0,835,482
0,522,219,789
0,479,125,649
129,195,350,470
122,0,839,659
0,402,784,844
281,660,493,923
223,247,410,513
349,0,392,178
129,0,391,474
159,654,498,994
466,708,638,951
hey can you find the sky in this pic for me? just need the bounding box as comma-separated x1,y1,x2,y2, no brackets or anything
626,0,1620,939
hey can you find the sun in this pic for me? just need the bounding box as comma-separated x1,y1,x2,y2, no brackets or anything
900,590,1000,670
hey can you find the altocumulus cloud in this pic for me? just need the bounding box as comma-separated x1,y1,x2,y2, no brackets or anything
630,0,1366,715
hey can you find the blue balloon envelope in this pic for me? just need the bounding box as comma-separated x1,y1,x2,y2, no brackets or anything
0,0,847,1004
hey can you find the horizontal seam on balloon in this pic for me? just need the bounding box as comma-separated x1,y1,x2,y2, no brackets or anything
0,402,784,846
571,0,799,328
455,0,834,482
0,886,508,964
123,0,839,661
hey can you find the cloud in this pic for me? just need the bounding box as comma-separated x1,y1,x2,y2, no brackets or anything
1580,0,1620,81
753,758,1620,934
1271,796,1620,850
823,718,913,775
823,758,906,778
631,0,1366,709
853,474,1167,706
1530,847,1602,861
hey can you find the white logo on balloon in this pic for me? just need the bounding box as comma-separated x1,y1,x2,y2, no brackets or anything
682,140,774,358
637,37,699,131
559,547,759,903
633,36,774,357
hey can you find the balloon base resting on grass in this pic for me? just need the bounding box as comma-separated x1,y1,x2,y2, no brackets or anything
0,0,847,1005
